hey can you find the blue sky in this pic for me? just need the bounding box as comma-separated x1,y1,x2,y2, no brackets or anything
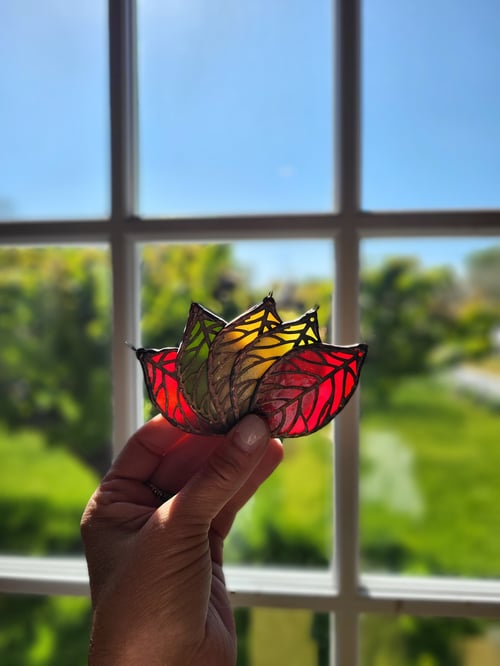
1,1,499,285
363,0,500,210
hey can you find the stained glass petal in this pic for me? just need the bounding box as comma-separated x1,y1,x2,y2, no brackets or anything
208,295,282,426
135,347,216,435
231,308,321,420
251,343,368,437
177,302,226,422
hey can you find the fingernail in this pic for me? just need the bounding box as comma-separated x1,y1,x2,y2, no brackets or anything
232,415,269,453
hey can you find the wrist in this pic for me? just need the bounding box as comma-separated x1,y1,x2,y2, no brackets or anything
89,611,193,666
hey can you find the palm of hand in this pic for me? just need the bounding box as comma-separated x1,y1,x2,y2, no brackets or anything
82,415,282,666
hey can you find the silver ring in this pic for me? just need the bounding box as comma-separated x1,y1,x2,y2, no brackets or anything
145,481,173,503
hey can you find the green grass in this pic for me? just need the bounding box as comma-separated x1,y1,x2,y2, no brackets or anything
360,375,500,577
0,427,98,664
226,372,500,577
226,429,333,565
0,426,99,555
1,378,499,665
0,427,97,501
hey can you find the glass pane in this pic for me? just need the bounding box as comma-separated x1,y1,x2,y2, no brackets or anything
139,240,334,566
0,1,109,220
0,247,112,554
0,595,91,665
137,1,333,216
360,238,500,577
236,608,330,666
361,614,500,666
362,1,500,210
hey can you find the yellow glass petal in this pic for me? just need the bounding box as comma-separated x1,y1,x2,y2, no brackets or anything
208,295,282,426
231,308,321,420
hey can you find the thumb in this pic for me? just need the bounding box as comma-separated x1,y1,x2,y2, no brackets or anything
174,414,271,525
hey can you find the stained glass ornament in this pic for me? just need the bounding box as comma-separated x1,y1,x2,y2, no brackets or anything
177,303,226,423
208,295,282,426
135,295,368,438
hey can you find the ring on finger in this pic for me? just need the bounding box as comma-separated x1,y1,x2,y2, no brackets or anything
145,481,173,503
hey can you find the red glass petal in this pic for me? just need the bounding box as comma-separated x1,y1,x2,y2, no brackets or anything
231,308,321,421
136,347,217,435
251,343,368,437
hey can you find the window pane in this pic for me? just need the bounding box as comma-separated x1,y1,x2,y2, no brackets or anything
137,1,333,216
362,1,500,210
360,238,500,577
0,1,109,220
139,240,334,566
361,614,500,666
0,595,91,665
236,608,329,666
0,247,112,555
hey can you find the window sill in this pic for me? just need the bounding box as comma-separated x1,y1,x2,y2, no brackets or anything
1,555,500,617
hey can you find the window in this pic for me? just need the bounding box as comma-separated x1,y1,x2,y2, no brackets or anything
1,1,499,664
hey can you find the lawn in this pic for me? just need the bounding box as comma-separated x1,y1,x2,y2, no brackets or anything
1,373,499,664
226,371,500,578
360,374,500,577
226,428,333,566
0,426,99,665
0,425,99,555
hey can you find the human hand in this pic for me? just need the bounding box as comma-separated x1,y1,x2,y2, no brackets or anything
81,414,283,666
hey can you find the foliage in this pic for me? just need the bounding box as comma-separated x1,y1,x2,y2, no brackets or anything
140,245,334,347
449,247,500,360
225,430,332,566
0,596,91,666
360,376,500,578
0,247,112,473
1,242,500,664
273,279,333,340
141,243,252,348
0,427,98,664
0,426,97,555
466,246,500,302
361,615,482,666
360,257,456,401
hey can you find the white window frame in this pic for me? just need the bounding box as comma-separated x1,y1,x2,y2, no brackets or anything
1,1,500,663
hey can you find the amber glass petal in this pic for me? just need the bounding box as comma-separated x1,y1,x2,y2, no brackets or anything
231,308,321,420
136,347,216,435
177,303,226,423
251,343,368,437
208,295,282,426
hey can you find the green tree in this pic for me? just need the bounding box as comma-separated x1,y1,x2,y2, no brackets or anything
140,243,253,347
0,244,254,474
452,246,500,358
466,246,500,302
360,257,456,402
0,247,112,472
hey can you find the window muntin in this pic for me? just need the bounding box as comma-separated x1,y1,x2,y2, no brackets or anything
0,0,109,221
362,0,500,211
360,237,500,577
137,0,334,216
0,246,111,555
